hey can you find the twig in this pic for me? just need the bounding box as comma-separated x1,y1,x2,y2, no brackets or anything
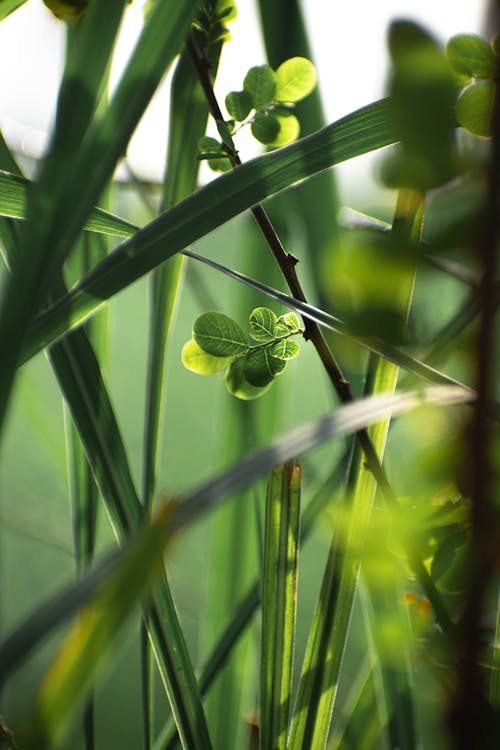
186,34,454,636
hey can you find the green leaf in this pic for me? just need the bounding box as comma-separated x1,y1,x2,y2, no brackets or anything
182,339,232,375
207,156,232,172
215,0,237,22
243,345,286,387
274,312,300,335
248,307,277,341
224,357,270,400
268,108,300,146
225,90,253,121
193,312,248,357
198,136,222,154
446,34,497,79
261,462,301,750
216,119,236,153
243,64,276,109
455,81,494,137
270,339,300,361
492,33,500,57
251,112,280,144
274,56,317,103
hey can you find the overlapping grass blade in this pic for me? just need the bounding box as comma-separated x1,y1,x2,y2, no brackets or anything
0,0,199,438
47,326,212,749
20,507,170,750
0,0,28,21
22,98,398,358
142,43,215,750
287,191,423,750
260,461,301,750
257,0,340,305
0,170,138,239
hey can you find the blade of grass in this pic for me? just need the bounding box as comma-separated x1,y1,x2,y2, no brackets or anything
47,323,213,749
22,98,398,358
0,0,199,439
156,452,350,750
257,0,340,307
143,31,223,747
260,461,301,750
287,191,422,750
0,0,28,21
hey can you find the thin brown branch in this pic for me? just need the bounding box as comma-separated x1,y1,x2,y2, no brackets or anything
187,34,454,636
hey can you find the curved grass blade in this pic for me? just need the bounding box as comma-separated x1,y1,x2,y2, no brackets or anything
0,0,28,21
288,190,422,750
22,98,398,358
260,461,301,750
142,42,217,750
47,325,212,749
0,0,199,439
155,452,351,750
20,509,169,750
0,170,138,238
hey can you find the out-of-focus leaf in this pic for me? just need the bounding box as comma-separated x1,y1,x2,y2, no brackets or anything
225,357,270,400
456,81,495,137
182,339,232,374
0,0,28,21
446,34,497,79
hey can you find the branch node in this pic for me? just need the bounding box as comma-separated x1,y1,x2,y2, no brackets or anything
287,252,299,265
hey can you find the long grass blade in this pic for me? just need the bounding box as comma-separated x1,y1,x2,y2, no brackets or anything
287,191,423,750
47,326,212,749
22,98,398,357
260,461,301,750
0,0,28,21
0,0,199,439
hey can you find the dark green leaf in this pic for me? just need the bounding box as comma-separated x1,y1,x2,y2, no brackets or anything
225,90,253,121
198,136,222,154
455,81,494,137
251,112,280,144
268,108,300,146
224,357,270,400
243,345,286,387
193,311,248,356
243,64,276,109
446,34,497,79
248,306,277,341
216,119,236,152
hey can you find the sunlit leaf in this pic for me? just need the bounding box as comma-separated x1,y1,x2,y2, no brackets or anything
274,56,317,103
224,357,270,400
243,65,276,109
274,312,300,335
455,81,494,137
269,108,300,147
193,312,248,357
446,34,497,79
248,307,277,341
181,339,232,375
270,339,300,361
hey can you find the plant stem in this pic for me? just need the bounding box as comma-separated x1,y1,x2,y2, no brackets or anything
187,34,454,636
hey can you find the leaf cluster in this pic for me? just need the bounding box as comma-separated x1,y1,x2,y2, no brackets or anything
198,56,316,171
446,33,499,137
182,308,301,399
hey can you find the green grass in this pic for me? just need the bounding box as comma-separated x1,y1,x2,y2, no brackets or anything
0,3,499,750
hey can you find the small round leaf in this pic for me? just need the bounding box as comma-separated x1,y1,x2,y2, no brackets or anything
274,57,317,103
243,65,276,109
198,136,222,154
243,346,286,387
251,112,280,144
225,358,270,400
270,339,300,361
274,313,300,333
193,312,248,357
446,34,497,79
248,307,277,341
269,108,300,146
456,81,494,137
181,339,232,375
225,90,253,121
